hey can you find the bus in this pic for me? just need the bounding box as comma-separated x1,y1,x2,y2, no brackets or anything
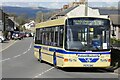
34,16,111,68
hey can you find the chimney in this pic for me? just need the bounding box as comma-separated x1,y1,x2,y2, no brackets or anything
80,0,85,3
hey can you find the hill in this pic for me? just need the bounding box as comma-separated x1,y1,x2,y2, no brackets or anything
2,6,58,18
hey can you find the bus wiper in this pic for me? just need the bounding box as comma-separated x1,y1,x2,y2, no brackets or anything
95,46,100,50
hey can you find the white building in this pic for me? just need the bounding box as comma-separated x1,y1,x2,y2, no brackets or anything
24,20,35,29
50,4,104,20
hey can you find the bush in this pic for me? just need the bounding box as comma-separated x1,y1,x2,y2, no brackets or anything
111,38,120,47
3,31,8,38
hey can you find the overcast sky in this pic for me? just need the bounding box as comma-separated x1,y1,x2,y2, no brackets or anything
0,0,119,8
1,0,119,2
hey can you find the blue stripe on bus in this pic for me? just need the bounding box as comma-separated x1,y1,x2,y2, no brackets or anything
34,46,41,49
34,45,110,54
49,48,56,52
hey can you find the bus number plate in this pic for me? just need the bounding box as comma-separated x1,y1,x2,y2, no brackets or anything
83,64,93,67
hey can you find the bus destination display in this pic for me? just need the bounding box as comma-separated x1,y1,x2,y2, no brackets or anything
73,20,104,26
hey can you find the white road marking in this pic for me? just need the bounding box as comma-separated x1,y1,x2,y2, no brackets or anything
22,51,28,54
28,48,30,51
0,58,11,62
29,42,32,49
0,40,17,52
13,54,21,58
34,67,54,78
1,40,33,62
13,41,32,59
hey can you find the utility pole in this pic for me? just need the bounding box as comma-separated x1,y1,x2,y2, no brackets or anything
85,0,88,16
41,13,43,22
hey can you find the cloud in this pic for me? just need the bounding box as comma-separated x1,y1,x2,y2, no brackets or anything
2,2,30,7
88,0,119,2
2,2,67,9
1,0,119,2
39,2,60,9
1,0,119,8
46,2,67,9
1,0,72,2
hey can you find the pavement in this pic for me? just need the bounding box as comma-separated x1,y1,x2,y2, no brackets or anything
114,68,120,74
0,38,120,79
0,40,17,52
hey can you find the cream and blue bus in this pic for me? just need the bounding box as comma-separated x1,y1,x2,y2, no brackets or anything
34,16,111,68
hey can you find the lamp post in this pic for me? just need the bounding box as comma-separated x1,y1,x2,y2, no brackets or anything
85,0,88,16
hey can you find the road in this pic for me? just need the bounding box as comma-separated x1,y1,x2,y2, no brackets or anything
1,38,119,79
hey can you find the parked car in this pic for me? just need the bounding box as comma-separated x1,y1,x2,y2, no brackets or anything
12,31,23,40
19,32,26,38
25,33,30,37
25,32,31,37
0,35,5,43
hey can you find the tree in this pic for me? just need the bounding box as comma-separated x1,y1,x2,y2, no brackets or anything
35,11,44,23
43,12,57,21
8,13,17,17
35,11,57,23
15,14,28,25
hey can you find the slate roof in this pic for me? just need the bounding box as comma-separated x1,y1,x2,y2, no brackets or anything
56,5,79,16
94,8,120,26
98,9,119,15
50,5,79,19
51,6,120,26
109,14,120,26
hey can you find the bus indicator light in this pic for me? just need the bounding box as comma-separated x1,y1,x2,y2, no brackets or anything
108,59,111,62
64,58,68,62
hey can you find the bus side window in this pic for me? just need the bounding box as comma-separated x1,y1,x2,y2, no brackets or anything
39,29,42,44
59,26,64,48
51,27,54,46
54,26,63,47
42,28,45,45
55,27,59,47
35,29,37,44
35,29,39,44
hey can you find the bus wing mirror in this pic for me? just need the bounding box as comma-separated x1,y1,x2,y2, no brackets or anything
112,30,116,36
34,37,36,42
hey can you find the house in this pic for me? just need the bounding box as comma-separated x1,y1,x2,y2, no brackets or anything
109,15,120,39
8,16,19,31
0,9,9,38
50,4,101,20
23,20,35,29
0,9,19,39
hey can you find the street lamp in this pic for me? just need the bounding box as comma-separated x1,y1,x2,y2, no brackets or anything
85,0,88,16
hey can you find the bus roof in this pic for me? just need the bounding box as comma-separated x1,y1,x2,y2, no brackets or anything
35,17,66,28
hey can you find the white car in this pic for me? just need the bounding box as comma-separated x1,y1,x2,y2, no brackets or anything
0,36,5,43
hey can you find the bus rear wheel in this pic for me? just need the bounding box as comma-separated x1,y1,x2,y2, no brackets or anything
53,53,58,68
38,49,43,63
